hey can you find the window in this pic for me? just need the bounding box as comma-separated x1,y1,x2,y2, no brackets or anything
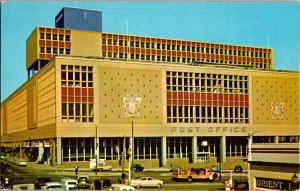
59,34,64,41
59,48,64,54
40,33,45,39
46,47,51,53
66,49,70,55
61,65,94,122
40,47,45,53
65,35,70,41
166,72,249,124
46,33,51,40
53,47,58,55
53,34,58,41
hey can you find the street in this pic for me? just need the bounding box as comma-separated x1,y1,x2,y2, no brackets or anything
1,160,248,190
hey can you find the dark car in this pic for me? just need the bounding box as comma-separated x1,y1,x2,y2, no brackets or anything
34,177,52,189
132,164,144,172
233,165,243,173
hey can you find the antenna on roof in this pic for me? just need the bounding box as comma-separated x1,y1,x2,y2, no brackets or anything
126,19,129,61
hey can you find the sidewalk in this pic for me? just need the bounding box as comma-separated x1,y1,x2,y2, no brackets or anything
26,162,170,177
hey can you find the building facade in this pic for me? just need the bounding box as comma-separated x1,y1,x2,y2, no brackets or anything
248,143,299,190
1,8,299,169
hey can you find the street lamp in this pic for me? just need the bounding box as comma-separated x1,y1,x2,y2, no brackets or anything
95,125,98,175
122,93,142,184
247,131,258,190
291,173,298,191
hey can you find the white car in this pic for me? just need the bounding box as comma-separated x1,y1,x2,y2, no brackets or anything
130,177,163,188
42,182,63,190
14,158,27,166
109,184,135,190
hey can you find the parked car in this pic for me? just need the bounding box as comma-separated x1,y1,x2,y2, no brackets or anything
109,184,135,190
14,158,27,166
76,175,92,190
130,177,163,188
34,177,52,189
132,164,144,172
77,175,89,183
60,179,78,190
42,182,63,190
233,165,243,173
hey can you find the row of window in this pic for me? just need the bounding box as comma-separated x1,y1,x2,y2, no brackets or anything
61,65,93,87
40,32,70,41
102,38,271,59
62,103,94,122
103,52,270,69
40,46,70,55
167,106,249,123
166,72,249,93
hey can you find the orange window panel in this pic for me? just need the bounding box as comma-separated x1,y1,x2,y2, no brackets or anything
39,54,45,59
46,41,52,46
39,40,45,46
65,42,71,48
88,88,94,96
46,54,52,59
53,41,58,47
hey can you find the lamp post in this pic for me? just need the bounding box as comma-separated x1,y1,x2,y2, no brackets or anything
95,125,98,175
291,173,298,191
122,93,142,185
247,131,258,190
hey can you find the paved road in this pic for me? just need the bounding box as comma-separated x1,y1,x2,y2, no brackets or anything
1,160,247,190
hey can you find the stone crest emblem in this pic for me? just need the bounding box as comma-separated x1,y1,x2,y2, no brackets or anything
270,99,284,119
123,94,142,118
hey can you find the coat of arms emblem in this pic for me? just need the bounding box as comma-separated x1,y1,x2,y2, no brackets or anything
270,99,284,119
123,94,142,118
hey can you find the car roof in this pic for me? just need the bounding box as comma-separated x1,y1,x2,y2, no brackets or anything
46,182,61,186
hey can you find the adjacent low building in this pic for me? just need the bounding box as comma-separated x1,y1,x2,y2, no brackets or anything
248,143,299,190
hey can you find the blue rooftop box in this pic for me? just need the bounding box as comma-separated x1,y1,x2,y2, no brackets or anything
55,7,102,32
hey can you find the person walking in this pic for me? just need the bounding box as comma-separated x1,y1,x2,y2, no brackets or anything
75,165,79,175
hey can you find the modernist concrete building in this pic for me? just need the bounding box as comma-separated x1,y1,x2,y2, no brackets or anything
1,8,299,169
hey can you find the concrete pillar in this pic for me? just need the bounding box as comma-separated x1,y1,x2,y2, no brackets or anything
161,136,167,166
220,136,226,163
56,137,62,165
38,60,41,71
275,136,279,143
50,139,56,166
192,136,197,163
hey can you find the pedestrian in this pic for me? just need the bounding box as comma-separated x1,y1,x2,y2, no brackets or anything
75,165,79,175
209,172,213,183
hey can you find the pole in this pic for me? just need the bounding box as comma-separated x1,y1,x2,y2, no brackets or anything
122,135,125,174
131,120,135,178
95,125,98,175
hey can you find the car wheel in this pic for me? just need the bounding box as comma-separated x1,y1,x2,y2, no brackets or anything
187,177,193,182
157,183,162,188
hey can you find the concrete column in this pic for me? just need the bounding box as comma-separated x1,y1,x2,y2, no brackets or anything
50,139,56,166
192,136,197,163
56,137,62,165
38,60,41,71
161,136,167,166
220,136,226,163
274,136,279,143
95,137,99,159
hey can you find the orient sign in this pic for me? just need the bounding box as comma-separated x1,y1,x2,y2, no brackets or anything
170,126,247,133
256,177,297,190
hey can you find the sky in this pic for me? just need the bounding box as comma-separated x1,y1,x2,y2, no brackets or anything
1,2,299,102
